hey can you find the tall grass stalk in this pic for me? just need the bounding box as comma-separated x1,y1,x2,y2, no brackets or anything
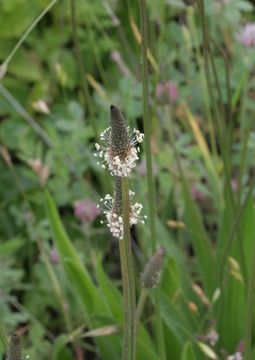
70,0,98,139
119,177,136,359
245,242,255,360
1,0,59,71
0,84,53,148
197,0,236,215
187,9,217,161
139,1,166,359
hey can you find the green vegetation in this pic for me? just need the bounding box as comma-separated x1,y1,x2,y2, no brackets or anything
1,0,255,359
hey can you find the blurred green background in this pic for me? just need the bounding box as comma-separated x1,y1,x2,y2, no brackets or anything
1,0,255,359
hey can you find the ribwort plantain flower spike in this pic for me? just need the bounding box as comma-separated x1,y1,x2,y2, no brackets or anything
99,177,147,239
94,105,144,177
141,247,166,288
7,334,21,360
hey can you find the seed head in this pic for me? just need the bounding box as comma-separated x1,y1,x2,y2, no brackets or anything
7,334,21,360
141,247,166,288
110,105,130,157
94,105,144,177
98,180,146,240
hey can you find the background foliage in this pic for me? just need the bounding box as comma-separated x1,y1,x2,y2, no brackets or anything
1,0,255,359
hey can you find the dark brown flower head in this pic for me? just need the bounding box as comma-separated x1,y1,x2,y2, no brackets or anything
141,247,166,288
7,334,21,360
94,105,144,177
99,177,146,239
110,105,130,158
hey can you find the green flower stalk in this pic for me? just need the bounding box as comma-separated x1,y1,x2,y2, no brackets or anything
7,334,21,360
139,0,166,357
96,105,146,359
97,106,146,239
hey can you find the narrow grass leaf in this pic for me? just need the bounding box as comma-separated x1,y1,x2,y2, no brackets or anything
45,190,98,313
181,183,215,295
181,341,196,360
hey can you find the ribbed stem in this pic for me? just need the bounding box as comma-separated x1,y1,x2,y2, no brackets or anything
139,1,166,359
119,177,136,360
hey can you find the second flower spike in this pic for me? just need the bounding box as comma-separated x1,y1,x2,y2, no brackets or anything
94,105,144,177
99,177,147,239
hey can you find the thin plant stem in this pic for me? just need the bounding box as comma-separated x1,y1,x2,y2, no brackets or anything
197,0,249,286
139,1,166,359
237,72,250,207
70,0,98,139
187,9,217,159
1,0,59,69
38,241,73,334
0,84,53,148
208,35,233,128
10,299,54,341
217,175,255,300
245,241,255,360
198,0,236,208
135,288,148,333
38,241,84,360
119,177,136,360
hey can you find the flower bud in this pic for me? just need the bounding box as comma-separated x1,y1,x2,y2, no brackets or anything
141,247,166,288
49,248,60,265
156,81,178,105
